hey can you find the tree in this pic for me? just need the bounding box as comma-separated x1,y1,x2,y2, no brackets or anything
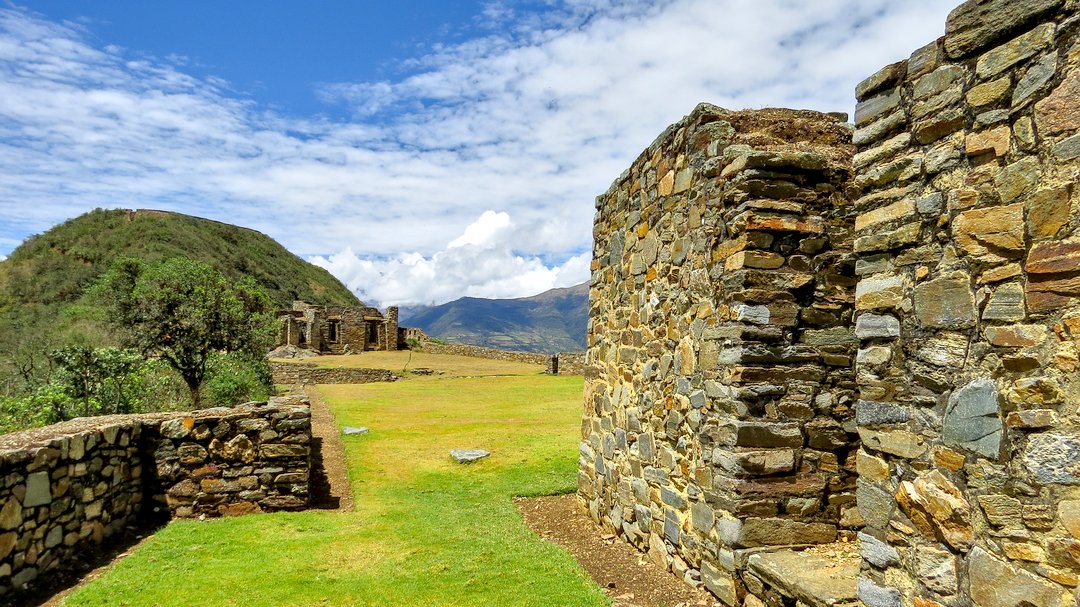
97,257,276,407
48,346,144,417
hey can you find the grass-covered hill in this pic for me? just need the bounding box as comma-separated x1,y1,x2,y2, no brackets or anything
400,282,588,353
0,208,361,355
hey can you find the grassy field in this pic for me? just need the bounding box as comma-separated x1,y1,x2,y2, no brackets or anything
62,353,607,607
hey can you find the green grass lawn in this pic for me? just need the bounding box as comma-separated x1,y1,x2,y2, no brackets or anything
62,357,607,607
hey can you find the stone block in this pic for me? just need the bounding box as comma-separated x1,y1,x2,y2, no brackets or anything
968,76,1011,108
1013,53,1057,108
1036,66,1080,136
982,283,1027,322
856,275,907,311
854,222,920,254
1022,432,1080,484
969,546,1067,607
701,560,738,606
722,517,836,548
24,471,51,508
858,428,927,459
943,0,1061,59
985,324,1047,347
855,88,902,127
859,532,899,568
727,421,803,449
965,126,1011,158
855,314,901,340
914,274,976,329
713,449,795,477
995,157,1041,204
1027,242,1080,274
856,400,911,426
857,577,901,607
974,23,1056,77
943,377,1002,459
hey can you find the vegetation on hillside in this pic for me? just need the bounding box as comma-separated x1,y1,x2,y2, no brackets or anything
0,209,343,429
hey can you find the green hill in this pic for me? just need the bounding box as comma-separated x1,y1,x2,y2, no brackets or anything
0,208,360,373
400,283,588,353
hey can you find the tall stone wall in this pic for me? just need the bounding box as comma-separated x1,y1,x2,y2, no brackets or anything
0,397,311,598
852,2,1080,606
580,103,858,603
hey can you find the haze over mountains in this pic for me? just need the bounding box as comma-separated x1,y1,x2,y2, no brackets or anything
401,282,588,354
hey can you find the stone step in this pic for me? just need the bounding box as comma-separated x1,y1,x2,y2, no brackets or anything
745,543,860,607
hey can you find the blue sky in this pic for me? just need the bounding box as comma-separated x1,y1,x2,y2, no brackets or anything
0,0,955,306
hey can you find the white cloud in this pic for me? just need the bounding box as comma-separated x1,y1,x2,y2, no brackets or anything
0,1,956,305
310,210,590,306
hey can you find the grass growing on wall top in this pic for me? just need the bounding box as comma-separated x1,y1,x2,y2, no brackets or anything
62,357,608,607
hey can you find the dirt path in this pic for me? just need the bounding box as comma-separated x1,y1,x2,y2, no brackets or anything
305,386,354,512
516,494,722,607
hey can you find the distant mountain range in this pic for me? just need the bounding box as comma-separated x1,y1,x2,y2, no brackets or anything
400,282,589,354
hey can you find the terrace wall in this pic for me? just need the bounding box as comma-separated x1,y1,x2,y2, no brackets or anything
269,361,398,385
0,396,311,597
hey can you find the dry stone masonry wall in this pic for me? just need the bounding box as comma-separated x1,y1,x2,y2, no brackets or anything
580,103,859,604
419,341,551,366
0,396,311,598
269,361,398,385
853,2,1080,607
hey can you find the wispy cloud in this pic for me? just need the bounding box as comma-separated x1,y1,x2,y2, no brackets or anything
0,1,954,306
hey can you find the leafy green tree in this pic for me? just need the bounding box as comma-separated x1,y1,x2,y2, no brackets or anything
97,257,276,407
48,346,144,417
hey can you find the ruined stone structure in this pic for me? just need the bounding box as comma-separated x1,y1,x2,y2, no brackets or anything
580,103,860,604
0,397,310,597
852,2,1080,606
277,301,400,354
583,2,1080,606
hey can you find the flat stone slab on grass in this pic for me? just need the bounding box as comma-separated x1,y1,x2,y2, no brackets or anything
451,449,490,464
342,427,369,436
747,543,860,607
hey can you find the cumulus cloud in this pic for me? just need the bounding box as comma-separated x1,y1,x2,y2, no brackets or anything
311,210,590,306
0,1,955,305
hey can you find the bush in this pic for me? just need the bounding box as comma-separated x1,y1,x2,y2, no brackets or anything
200,352,274,408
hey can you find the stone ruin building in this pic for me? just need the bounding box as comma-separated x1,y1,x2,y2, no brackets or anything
580,2,1080,607
277,301,400,354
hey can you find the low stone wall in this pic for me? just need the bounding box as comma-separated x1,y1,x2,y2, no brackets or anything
270,361,398,385
0,417,144,593
148,398,311,518
0,396,312,598
420,342,550,366
546,352,586,375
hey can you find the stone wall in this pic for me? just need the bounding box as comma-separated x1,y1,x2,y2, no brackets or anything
269,361,398,385
852,2,1080,606
579,103,858,603
0,396,311,597
147,397,312,518
546,352,587,375
419,342,551,366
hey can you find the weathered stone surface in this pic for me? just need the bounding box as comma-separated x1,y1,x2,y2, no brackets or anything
1053,133,1080,160
857,480,895,530
450,449,490,464
1022,433,1080,484
1036,67,1080,136
915,545,958,595
985,324,1047,347
914,274,976,329
855,222,921,253
914,108,966,144
1005,409,1057,429
259,444,308,459
995,157,1041,204
858,577,902,607
342,426,369,435
858,428,927,459
943,377,1001,459
24,471,51,508
965,126,1011,157
1007,377,1064,407
727,421,803,448
915,333,970,367
982,283,1027,322
857,198,917,232
968,77,1011,107
974,23,1056,78
748,548,859,607
1027,242,1080,274
856,89,902,128
722,517,836,547
856,400,912,426
1013,53,1058,107
857,62,907,101
944,0,1061,59
859,532,899,568
160,417,194,439
969,546,1068,607
856,275,908,311
714,449,795,477
0,498,21,530
701,561,738,606
1061,500,1080,539
897,470,974,551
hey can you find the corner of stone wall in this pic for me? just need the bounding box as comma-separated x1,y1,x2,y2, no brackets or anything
581,101,859,604
852,1,1080,606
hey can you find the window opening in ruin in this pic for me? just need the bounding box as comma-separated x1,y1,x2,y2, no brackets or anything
299,329,307,345
328,320,340,343
368,322,378,345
